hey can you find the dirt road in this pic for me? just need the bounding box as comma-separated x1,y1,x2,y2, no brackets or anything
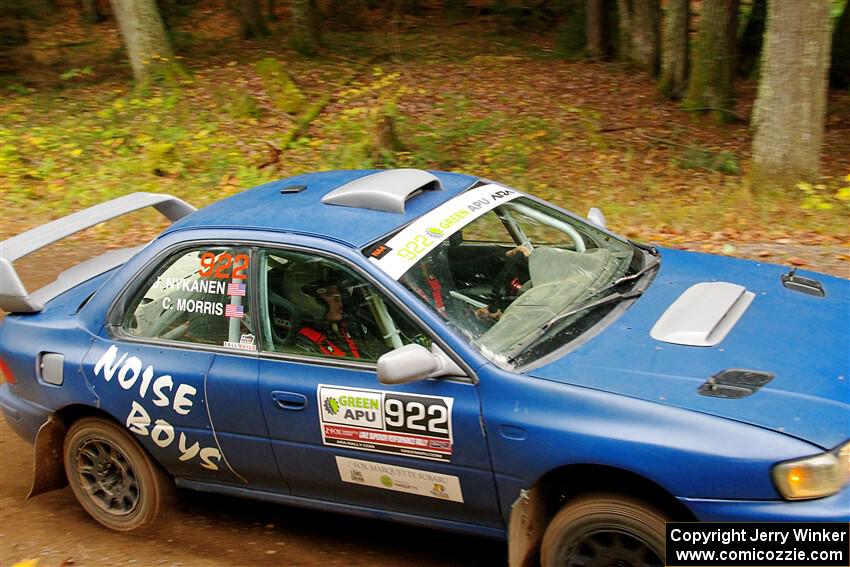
1,242,846,567
0,420,506,567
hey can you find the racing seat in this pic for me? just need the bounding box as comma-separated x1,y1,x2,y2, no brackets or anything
266,263,305,348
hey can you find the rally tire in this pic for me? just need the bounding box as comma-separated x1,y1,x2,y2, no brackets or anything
63,417,174,532
540,493,667,567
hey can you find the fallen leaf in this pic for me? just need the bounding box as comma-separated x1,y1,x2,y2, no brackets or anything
786,257,809,266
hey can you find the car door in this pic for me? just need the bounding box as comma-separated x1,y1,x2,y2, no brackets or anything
254,247,503,529
82,244,284,490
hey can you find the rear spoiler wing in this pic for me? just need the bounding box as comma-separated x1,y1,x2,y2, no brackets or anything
1,192,195,314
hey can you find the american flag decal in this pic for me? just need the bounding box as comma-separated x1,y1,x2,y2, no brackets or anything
225,304,244,319
227,282,246,296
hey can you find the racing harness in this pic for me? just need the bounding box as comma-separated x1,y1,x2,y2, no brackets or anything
298,322,361,359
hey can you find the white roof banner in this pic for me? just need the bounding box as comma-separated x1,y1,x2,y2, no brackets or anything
368,184,522,280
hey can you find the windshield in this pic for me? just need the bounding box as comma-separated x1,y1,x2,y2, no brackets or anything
365,184,645,366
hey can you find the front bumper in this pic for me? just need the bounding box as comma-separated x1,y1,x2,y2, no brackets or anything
680,484,850,522
0,383,51,444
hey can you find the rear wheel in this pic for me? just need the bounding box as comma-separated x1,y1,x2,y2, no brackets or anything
63,417,173,531
540,494,667,567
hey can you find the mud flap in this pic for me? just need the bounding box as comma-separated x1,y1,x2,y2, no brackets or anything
27,415,68,498
508,488,547,567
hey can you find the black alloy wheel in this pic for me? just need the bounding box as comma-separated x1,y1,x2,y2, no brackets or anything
64,417,173,531
540,494,668,567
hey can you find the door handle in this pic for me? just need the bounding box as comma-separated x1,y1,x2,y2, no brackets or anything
271,391,307,411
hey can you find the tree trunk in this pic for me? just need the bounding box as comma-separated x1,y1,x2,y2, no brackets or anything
291,0,321,56
110,0,178,88
616,0,658,72
586,0,608,59
228,0,269,38
616,0,632,61
658,0,688,98
830,1,850,88
683,0,739,122
751,0,833,191
630,0,659,73
0,13,29,74
737,0,765,78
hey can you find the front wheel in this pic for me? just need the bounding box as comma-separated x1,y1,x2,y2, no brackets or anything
63,417,174,531
540,494,667,567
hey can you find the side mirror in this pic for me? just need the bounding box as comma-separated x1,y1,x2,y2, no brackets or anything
587,207,607,230
377,344,466,385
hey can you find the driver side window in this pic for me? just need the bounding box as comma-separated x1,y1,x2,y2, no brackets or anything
124,246,255,351
258,249,430,363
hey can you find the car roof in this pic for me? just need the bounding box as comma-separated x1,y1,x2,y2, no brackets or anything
163,170,478,248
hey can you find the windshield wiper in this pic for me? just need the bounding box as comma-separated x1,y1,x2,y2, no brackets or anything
589,254,660,299
541,288,645,332
506,288,645,362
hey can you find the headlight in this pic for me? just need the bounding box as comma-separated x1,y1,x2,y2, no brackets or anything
773,440,850,500
839,442,850,484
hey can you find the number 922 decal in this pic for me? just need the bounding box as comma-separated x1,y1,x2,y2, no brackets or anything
317,385,454,462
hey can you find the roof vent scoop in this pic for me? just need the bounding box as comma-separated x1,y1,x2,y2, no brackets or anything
321,169,442,213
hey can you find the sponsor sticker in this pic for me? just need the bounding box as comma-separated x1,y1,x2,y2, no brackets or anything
366,243,392,260
336,456,464,503
223,333,257,351
368,184,521,280
318,385,454,462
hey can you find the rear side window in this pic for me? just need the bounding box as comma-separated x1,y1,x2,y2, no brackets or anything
123,246,256,351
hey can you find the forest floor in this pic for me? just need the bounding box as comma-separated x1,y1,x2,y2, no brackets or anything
1,1,848,279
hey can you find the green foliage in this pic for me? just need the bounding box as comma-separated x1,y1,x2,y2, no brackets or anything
402,96,495,169
675,148,740,175
59,67,94,81
255,57,305,114
220,86,263,119
290,0,322,56
136,58,188,93
318,69,409,169
4,82,33,95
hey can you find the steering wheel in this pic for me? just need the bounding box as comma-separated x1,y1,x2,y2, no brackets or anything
489,249,527,311
268,290,301,346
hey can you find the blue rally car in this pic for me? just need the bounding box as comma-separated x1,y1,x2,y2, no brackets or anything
1,169,848,566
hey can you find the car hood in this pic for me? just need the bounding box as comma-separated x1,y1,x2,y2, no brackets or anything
528,248,850,449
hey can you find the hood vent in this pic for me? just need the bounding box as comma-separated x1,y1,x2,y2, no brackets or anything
698,369,774,399
650,282,755,347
